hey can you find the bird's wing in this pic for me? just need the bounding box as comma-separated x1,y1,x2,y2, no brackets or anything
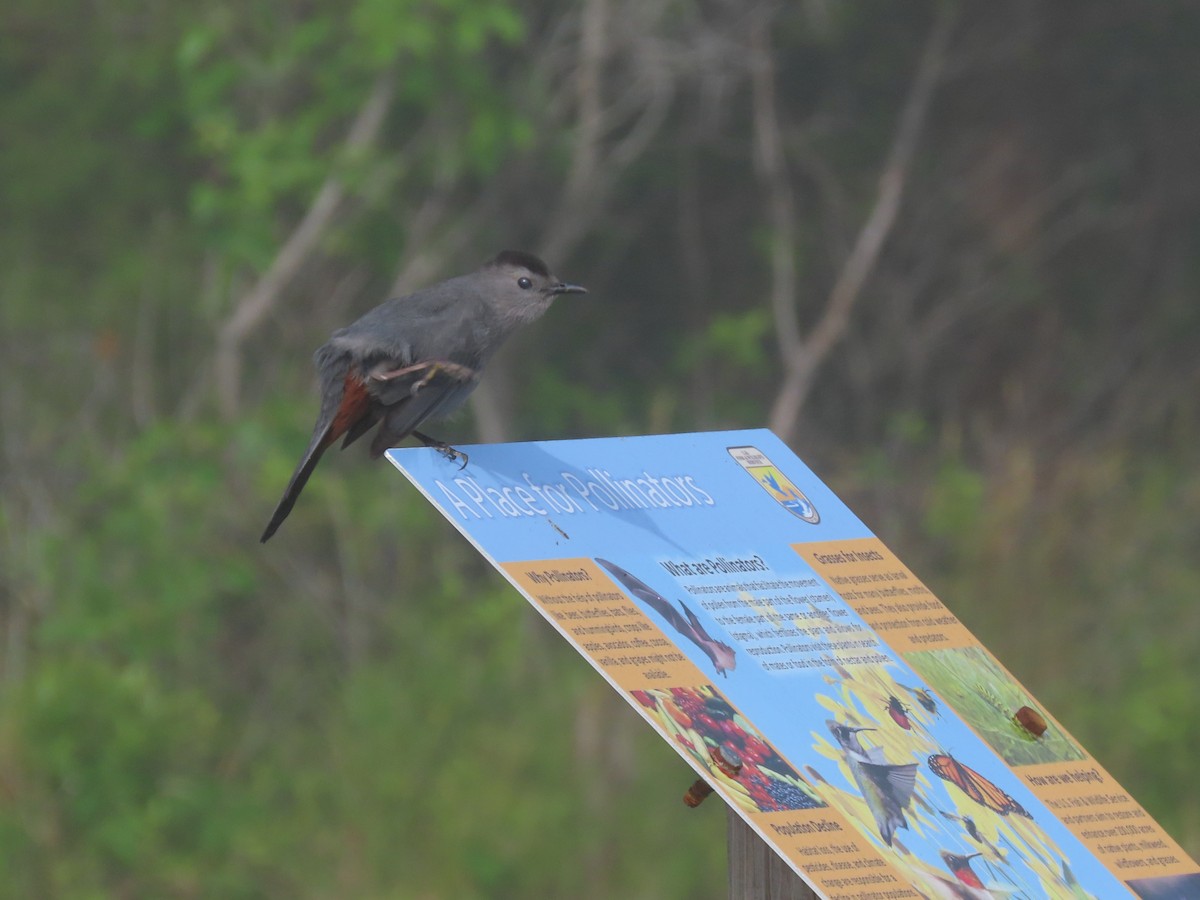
366,362,480,458
861,744,888,766
861,761,920,809
333,281,495,367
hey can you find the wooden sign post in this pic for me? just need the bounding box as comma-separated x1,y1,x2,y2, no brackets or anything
729,811,817,900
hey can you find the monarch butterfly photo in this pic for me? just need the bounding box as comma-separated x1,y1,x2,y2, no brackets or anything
928,753,1033,819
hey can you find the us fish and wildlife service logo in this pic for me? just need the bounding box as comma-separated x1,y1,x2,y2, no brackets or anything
727,446,820,524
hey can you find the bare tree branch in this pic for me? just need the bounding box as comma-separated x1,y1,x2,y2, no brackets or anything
768,6,955,440
564,0,607,203
749,8,802,360
214,71,395,418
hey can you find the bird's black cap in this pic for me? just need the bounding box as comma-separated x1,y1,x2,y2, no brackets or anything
489,250,551,277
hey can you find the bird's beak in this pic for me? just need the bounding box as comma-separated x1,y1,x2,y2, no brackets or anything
550,282,587,296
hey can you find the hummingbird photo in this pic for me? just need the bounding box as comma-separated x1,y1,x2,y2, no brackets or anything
826,720,919,847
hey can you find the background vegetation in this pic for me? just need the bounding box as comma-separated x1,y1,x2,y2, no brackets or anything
2,1,1198,896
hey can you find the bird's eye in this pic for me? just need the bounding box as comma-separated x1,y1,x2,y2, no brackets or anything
517,276,533,289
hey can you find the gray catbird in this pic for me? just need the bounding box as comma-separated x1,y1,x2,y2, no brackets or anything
261,250,585,542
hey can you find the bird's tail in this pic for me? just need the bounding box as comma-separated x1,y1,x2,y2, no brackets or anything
261,360,367,542
259,425,335,542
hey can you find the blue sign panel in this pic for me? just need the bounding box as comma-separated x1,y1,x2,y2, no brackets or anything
387,429,1195,900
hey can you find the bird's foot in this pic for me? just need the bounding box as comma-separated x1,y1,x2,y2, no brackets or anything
413,431,468,469
411,361,476,395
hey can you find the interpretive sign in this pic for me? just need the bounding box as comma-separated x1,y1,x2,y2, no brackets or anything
387,429,1198,899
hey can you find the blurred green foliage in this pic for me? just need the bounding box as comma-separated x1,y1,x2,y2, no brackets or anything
2,0,1199,896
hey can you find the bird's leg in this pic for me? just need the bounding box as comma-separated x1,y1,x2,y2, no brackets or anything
412,430,468,469
369,360,477,394
368,361,427,382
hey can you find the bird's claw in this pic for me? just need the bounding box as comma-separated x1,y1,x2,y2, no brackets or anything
411,368,434,395
440,444,469,469
413,431,468,468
